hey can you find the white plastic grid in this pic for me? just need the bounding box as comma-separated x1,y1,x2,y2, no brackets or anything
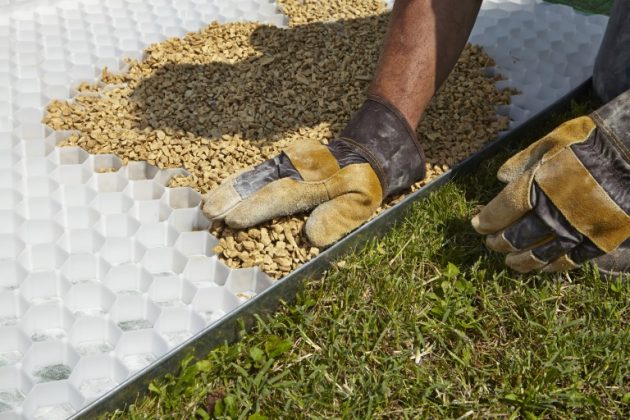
0,0,608,418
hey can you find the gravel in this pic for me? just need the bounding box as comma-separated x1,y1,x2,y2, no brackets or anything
44,0,512,278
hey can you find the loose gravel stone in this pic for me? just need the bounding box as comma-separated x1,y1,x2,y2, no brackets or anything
44,0,513,279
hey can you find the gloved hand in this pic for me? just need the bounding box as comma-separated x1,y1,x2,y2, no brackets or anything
472,89,630,273
202,95,426,247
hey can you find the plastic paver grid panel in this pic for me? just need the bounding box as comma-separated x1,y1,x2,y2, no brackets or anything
0,0,607,418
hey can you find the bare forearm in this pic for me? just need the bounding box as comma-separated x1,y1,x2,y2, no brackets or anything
369,0,482,128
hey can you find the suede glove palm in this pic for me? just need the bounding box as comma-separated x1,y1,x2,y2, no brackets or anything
202,96,426,247
472,90,630,273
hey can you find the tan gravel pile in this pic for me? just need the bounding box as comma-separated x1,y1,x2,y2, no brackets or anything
44,0,512,278
279,0,386,25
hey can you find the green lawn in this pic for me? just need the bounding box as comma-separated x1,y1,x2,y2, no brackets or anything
109,96,628,420
547,0,613,15
107,2,628,419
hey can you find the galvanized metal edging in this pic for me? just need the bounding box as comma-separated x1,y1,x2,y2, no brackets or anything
73,79,593,418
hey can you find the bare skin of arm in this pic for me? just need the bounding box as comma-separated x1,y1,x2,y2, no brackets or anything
370,0,483,128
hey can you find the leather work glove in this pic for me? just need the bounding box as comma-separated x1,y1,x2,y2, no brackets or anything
202,95,426,247
472,89,630,273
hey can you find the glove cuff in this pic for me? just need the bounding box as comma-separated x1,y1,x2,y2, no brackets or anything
575,88,630,218
336,95,426,197
591,88,630,163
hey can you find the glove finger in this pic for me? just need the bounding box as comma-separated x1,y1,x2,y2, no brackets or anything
542,237,612,273
486,211,554,253
486,184,586,253
504,235,575,274
202,177,243,220
305,163,382,247
305,192,379,248
497,116,596,183
537,237,604,273
504,215,583,273
506,232,590,273
505,249,548,273
541,254,578,273
225,177,328,229
541,240,606,273
471,168,536,235
223,140,348,228
531,234,580,264
203,154,300,219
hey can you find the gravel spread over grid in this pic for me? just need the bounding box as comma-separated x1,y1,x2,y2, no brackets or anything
44,0,512,278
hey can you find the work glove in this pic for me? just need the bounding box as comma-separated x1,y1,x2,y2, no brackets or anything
472,89,630,273
202,95,425,247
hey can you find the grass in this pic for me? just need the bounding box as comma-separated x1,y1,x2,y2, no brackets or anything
107,2,628,418
107,89,629,418
546,0,614,15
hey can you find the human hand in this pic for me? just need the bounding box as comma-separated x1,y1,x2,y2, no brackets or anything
472,91,630,273
202,96,426,247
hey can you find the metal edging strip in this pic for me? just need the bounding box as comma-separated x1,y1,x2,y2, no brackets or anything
73,78,593,419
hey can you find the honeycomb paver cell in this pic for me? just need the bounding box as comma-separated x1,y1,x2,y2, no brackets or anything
126,180,165,202
21,381,84,420
0,367,33,412
64,283,115,316
163,187,202,209
0,292,28,327
18,243,68,272
168,207,211,233
147,275,196,308
86,154,123,173
225,268,273,302
110,294,160,332
99,237,146,266
174,230,219,257
68,316,122,357
54,184,97,207
183,255,231,287
129,199,172,224
102,264,153,295
115,330,169,373
21,341,79,384
59,252,106,282
0,327,31,367
90,192,134,215
0,0,608,417
20,303,75,342
68,355,128,402
94,213,140,238
56,206,100,230
0,235,26,261
87,171,128,194
191,287,242,325
124,161,159,181
154,307,206,348
20,271,70,305
141,247,187,274
135,221,178,248
0,211,24,235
